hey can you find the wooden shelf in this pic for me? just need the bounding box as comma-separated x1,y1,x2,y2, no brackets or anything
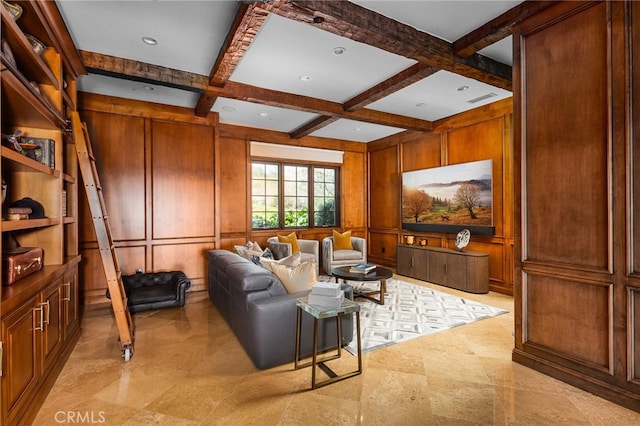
1,63,66,129
1,217,60,232
1,146,61,176
1,7,59,88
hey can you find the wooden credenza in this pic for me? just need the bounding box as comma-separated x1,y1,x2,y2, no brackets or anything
396,244,489,293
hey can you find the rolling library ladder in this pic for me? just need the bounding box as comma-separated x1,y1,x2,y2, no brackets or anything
71,112,135,361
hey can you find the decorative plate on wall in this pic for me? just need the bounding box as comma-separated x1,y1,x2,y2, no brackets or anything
455,229,471,250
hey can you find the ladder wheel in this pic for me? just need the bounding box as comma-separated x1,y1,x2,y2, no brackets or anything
123,347,132,362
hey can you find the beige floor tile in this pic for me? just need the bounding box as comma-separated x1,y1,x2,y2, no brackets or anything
33,287,640,426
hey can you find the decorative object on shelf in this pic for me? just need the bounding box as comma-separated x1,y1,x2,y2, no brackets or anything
2,1,23,20
455,228,471,251
2,179,6,204
419,239,427,246
9,197,46,219
24,34,46,56
20,137,55,168
404,235,415,245
2,246,44,286
2,129,23,152
1,38,16,67
5,207,31,220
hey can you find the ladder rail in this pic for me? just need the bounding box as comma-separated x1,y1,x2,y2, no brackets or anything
71,112,134,360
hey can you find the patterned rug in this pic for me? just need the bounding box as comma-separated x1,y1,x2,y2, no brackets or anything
320,276,508,355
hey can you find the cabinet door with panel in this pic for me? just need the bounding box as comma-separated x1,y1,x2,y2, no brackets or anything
40,277,64,372
1,296,42,425
62,266,79,339
444,253,468,289
396,245,430,281
427,250,448,285
396,245,414,277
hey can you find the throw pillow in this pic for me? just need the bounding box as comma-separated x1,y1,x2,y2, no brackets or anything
234,241,254,258
278,232,300,254
249,247,274,265
267,260,317,294
260,252,301,269
333,229,353,250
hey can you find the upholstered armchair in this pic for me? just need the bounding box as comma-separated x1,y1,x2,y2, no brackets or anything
322,235,367,275
267,236,320,275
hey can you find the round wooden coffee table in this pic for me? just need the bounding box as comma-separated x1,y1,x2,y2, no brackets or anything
331,266,393,305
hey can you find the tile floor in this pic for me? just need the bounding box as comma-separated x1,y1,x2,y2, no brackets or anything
35,276,640,425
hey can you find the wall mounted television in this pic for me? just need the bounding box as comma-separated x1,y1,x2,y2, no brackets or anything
401,159,495,236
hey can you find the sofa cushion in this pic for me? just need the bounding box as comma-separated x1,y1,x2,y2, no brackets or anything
226,262,286,295
333,229,353,250
265,260,316,293
333,249,363,261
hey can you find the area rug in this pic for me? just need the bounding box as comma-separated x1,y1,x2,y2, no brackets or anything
320,277,508,355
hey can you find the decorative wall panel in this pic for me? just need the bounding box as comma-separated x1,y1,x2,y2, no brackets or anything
82,112,146,241
152,120,215,239
525,273,612,369
153,243,213,291
522,2,609,270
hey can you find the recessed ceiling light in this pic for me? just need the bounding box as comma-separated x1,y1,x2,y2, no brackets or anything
299,75,312,82
221,106,236,112
332,47,346,55
416,102,426,108
354,127,361,132
457,85,469,91
143,86,154,91
141,36,158,45
259,112,269,117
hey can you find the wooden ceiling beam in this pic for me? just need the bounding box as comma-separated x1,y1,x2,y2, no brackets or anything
453,1,559,57
289,115,340,139
81,51,208,91
261,0,512,90
343,63,438,112
213,81,433,131
81,51,432,131
194,2,270,116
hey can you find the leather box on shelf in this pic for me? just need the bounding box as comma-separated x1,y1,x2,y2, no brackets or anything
2,247,43,285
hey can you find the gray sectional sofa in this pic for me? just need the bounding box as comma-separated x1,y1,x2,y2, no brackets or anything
206,249,354,369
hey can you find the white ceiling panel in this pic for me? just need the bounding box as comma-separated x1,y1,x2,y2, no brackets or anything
366,70,512,121
230,13,418,103
310,119,406,143
57,0,238,75
78,74,200,108
212,98,320,133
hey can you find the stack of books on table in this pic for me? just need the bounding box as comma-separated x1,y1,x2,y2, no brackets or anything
308,282,344,308
349,263,376,274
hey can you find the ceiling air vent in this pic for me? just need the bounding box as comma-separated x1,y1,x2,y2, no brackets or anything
467,93,498,104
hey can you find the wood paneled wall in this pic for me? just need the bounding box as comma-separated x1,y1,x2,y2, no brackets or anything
367,98,514,295
513,0,640,411
78,94,368,303
79,96,217,302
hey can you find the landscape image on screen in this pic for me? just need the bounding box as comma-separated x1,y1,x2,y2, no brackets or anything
402,159,493,229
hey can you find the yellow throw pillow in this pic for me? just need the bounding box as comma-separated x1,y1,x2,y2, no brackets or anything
268,261,317,294
333,230,353,250
278,232,300,254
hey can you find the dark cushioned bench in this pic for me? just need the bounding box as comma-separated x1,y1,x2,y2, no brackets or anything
106,271,191,313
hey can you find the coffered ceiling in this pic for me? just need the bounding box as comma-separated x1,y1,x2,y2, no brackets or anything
55,1,553,143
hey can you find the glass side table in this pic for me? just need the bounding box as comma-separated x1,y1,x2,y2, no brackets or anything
295,297,362,389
